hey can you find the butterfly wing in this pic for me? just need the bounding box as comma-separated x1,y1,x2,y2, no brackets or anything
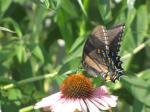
107,24,125,53
89,25,108,50
107,24,125,80
82,24,125,82
82,31,110,79
82,49,108,78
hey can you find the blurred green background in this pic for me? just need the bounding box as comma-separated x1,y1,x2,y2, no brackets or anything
0,0,150,112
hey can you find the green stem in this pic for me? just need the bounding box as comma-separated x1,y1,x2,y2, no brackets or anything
19,105,33,112
121,39,150,60
1,72,57,90
1,70,74,90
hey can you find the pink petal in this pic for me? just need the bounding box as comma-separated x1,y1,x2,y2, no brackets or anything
85,99,101,112
34,92,62,109
93,85,109,97
53,99,82,112
101,96,118,107
110,95,118,101
79,99,87,112
91,97,109,110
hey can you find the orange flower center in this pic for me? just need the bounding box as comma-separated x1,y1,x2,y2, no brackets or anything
60,74,93,99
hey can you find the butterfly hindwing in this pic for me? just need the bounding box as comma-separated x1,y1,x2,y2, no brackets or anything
82,49,109,78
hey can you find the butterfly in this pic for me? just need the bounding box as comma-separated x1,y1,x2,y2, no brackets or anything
82,24,125,82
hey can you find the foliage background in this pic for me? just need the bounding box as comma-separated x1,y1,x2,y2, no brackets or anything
0,0,150,112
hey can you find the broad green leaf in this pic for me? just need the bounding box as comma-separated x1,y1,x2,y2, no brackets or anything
0,0,12,15
7,89,22,100
137,69,150,80
133,99,144,112
121,76,150,107
145,106,150,112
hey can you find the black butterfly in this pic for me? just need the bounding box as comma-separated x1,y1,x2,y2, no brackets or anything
82,24,125,82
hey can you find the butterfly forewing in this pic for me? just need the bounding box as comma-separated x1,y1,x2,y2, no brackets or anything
107,24,125,53
89,25,108,49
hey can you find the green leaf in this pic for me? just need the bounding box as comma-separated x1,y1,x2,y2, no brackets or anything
126,8,136,28
1,18,22,37
121,28,136,55
137,69,150,80
0,0,12,15
0,26,15,33
8,89,22,100
63,45,83,64
121,76,150,107
77,0,87,16
40,0,50,9
15,44,27,63
32,45,44,63
56,11,73,49
61,0,78,17
69,36,85,53
96,0,112,24
120,28,136,70
133,99,144,112
136,5,148,45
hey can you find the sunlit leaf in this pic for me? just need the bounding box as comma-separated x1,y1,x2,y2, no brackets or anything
40,0,50,9
0,26,15,33
7,89,22,100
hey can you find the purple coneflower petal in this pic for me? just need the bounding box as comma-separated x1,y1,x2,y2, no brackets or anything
101,96,118,107
85,99,100,112
53,99,82,112
79,99,88,112
90,98,109,110
92,97,109,109
34,92,61,109
93,85,109,96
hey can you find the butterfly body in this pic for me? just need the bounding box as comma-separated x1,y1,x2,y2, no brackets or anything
82,24,125,82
